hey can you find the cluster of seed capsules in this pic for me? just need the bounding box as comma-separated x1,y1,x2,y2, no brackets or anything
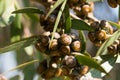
88,20,113,46
35,31,89,79
107,38,120,55
107,0,120,8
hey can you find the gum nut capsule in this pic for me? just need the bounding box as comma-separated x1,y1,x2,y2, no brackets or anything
60,45,71,55
107,45,118,55
47,14,56,25
61,66,69,76
35,42,47,52
100,20,106,29
49,39,58,50
71,40,81,52
49,50,61,57
113,39,120,45
117,0,120,5
90,21,100,30
95,30,106,40
59,34,72,45
70,0,79,4
40,14,46,26
55,68,62,77
80,65,89,75
64,55,77,68
94,40,102,46
107,0,117,8
40,35,50,46
43,68,55,79
82,4,92,13
37,60,48,74
88,32,95,42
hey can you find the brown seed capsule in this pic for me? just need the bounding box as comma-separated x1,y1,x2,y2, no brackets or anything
95,30,107,40
37,60,48,74
60,45,71,55
61,66,70,76
107,0,118,8
40,35,50,46
59,34,72,45
35,42,47,53
40,13,47,26
49,39,58,50
107,44,118,55
42,68,56,79
88,32,95,42
64,55,77,68
117,0,120,5
90,21,100,30
82,4,92,13
100,20,106,29
47,14,56,25
71,40,81,52
55,68,63,77
80,65,89,75
49,50,61,57
94,40,102,46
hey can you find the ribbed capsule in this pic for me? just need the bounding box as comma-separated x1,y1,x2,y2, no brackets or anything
107,44,118,55
71,40,81,52
95,30,107,40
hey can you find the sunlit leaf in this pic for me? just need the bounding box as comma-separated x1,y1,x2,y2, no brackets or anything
0,0,15,27
64,4,71,33
71,19,94,31
76,54,107,74
79,30,86,53
12,7,44,14
0,0,5,15
45,0,64,19
0,36,37,54
49,0,67,47
108,21,120,29
96,30,120,56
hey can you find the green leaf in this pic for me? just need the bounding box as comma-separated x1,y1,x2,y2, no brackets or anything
0,36,37,54
96,30,120,56
88,55,118,78
12,7,44,14
49,0,67,47
108,21,120,29
45,0,64,19
71,19,94,31
0,0,5,15
76,54,107,74
64,4,71,33
79,30,86,53
2,60,38,75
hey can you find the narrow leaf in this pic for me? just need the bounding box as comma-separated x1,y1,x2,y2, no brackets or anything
71,19,94,31
76,55,107,74
79,30,86,53
12,7,43,14
0,36,37,54
45,0,64,19
108,21,120,29
2,60,38,75
49,0,67,47
64,4,71,33
96,30,120,56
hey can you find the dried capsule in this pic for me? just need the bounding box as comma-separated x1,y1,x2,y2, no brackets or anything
61,66,70,76
82,4,92,13
79,65,89,75
100,20,106,29
37,60,48,74
49,50,61,57
55,68,63,77
64,55,77,68
40,13,47,26
47,14,56,25
40,35,50,46
59,34,72,45
95,30,107,40
107,44,118,55
35,41,47,52
107,0,117,8
60,45,71,55
71,40,81,52
49,39,58,50
90,21,100,31
88,32,95,42
94,40,102,46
